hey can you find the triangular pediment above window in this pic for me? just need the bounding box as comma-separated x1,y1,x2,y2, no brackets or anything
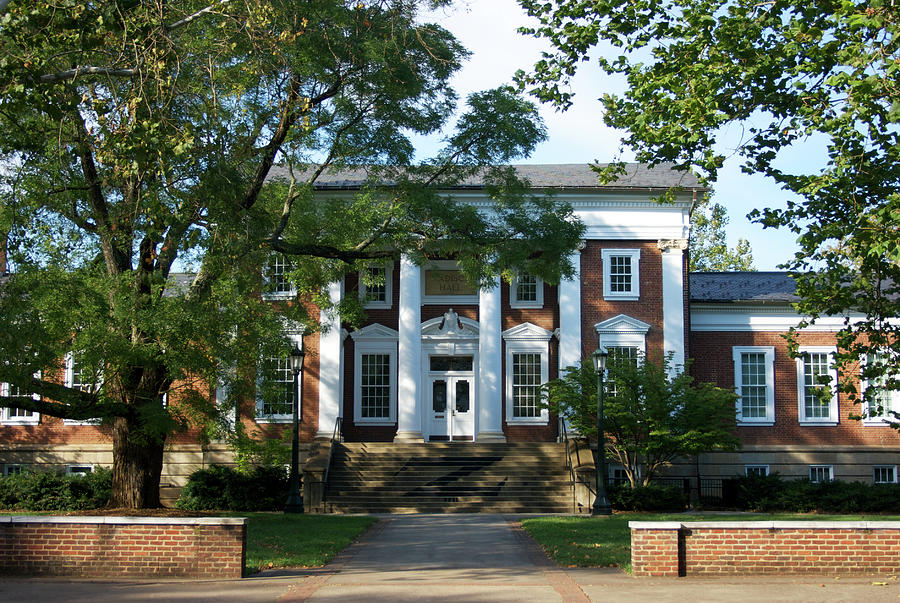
278,316,307,336
502,322,554,342
593,314,651,335
349,323,399,342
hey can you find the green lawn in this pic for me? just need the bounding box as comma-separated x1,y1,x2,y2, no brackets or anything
242,513,377,573
521,513,900,572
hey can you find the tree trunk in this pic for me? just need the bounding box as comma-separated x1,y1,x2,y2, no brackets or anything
107,416,166,509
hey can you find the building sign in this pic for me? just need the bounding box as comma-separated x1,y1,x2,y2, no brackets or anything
424,270,477,296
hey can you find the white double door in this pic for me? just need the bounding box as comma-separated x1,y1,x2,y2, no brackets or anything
427,362,475,441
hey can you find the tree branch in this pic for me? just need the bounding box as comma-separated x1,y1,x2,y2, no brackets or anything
38,67,137,83
268,239,394,262
167,0,233,31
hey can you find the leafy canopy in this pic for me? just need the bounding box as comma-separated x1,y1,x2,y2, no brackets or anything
544,357,739,487
518,0,900,418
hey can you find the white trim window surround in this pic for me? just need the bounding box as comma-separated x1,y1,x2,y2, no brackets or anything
732,346,775,425
63,352,102,426
601,248,640,301
873,465,897,484
862,353,900,425
796,346,839,425
359,263,393,309
350,324,399,425
1,371,41,425
502,323,553,424
255,334,304,424
594,314,650,356
262,253,297,300
809,464,833,483
510,273,544,309
3,464,25,476
745,465,770,477
66,464,94,476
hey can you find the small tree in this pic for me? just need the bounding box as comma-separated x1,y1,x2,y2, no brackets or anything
545,356,739,487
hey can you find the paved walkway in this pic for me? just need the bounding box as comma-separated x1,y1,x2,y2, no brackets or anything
2,514,900,602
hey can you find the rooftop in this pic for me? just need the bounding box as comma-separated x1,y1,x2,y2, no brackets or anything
689,272,799,304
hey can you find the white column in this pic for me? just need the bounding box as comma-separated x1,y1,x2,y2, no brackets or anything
396,255,423,441
558,249,583,371
660,239,687,375
317,280,343,438
477,275,506,442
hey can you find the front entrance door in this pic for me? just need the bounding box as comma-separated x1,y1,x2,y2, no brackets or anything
427,355,475,441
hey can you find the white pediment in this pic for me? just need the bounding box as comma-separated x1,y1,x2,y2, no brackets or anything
349,323,399,342
421,308,479,340
278,316,307,336
502,322,554,342
594,314,651,335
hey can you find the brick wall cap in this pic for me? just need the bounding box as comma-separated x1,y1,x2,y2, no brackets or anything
0,516,248,526
629,520,900,530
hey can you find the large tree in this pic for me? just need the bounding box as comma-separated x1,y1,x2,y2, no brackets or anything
0,0,584,508
518,0,900,419
690,196,754,272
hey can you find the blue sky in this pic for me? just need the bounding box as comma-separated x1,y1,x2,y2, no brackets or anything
413,0,825,271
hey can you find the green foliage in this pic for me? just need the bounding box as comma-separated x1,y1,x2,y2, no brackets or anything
733,474,900,513
544,356,739,486
609,483,687,512
690,196,755,272
0,468,111,510
0,1,584,507
518,0,900,419
175,465,289,511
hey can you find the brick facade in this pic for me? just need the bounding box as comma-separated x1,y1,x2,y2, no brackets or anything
631,521,900,577
0,516,246,578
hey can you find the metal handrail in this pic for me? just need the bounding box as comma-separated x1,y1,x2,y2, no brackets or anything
321,415,342,503
558,416,578,514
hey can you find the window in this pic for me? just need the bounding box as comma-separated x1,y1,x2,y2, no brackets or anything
796,346,838,425
63,352,102,426
1,365,41,425
606,346,639,398
874,465,897,484
359,264,393,309
733,346,775,425
862,353,900,424
350,324,399,425
256,355,297,422
262,254,296,300
66,464,94,476
503,323,553,424
510,273,543,309
809,465,833,483
601,249,641,300
745,465,769,477
594,315,650,396
2,464,24,476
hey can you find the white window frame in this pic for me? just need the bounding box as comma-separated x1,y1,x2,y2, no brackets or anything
601,248,641,301
66,464,94,476
261,253,297,301
733,346,775,425
796,346,839,426
63,352,102,426
861,353,900,425
255,331,304,424
2,464,24,476
809,464,833,483
873,465,897,484
351,324,399,425
359,263,393,309
502,323,553,424
1,370,41,425
510,273,544,309
745,464,770,477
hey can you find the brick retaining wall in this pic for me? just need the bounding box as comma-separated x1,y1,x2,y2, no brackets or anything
0,516,247,579
631,521,900,577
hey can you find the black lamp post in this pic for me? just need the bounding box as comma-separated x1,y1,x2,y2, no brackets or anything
284,344,305,513
591,346,612,516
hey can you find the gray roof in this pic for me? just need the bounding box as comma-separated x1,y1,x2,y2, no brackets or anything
268,163,704,191
690,272,799,303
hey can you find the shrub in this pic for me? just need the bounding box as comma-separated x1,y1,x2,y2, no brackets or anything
176,464,289,511
730,473,900,513
0,468,111,510
609,483,687,512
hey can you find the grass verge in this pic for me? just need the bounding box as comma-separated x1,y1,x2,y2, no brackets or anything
521,513,900,572
243,513,377,573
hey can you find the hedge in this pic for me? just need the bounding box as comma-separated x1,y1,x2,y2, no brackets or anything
175,464,289,511
731,473,900,513
0,468,112,510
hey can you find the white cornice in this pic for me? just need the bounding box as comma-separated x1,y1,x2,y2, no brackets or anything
690,304,863,332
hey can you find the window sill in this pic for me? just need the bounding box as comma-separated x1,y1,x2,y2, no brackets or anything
256,417,293,424
737,420,775,427
510,301,544,310
603,294,639,302
506,418,549,425
363,301,392,310
262,291,297,301
798,420,839,426
354,419,395,426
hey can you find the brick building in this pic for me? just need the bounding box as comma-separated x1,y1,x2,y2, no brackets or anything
1,164,897,498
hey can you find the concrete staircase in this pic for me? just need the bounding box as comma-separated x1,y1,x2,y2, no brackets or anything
315,442,575,514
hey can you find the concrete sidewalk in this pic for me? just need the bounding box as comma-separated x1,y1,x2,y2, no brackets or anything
2,514,899,602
